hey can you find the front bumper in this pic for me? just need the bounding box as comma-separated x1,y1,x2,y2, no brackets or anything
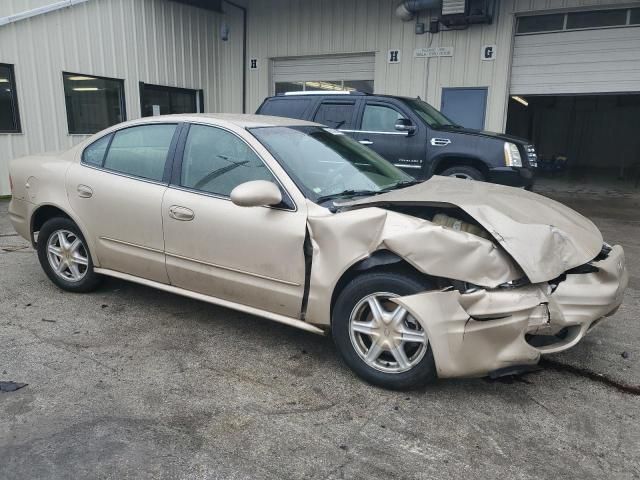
394,245,628,378
488,166,535,189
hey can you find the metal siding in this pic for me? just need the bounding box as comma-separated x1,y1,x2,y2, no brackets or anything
0,0,243,196
246,0,518,133
511,27,640,95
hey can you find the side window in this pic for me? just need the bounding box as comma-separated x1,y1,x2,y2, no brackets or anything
180,124,276,197
313,102,356,129
103,124,177,182
362,104,406,132
259,98,312,119
82,134,112,167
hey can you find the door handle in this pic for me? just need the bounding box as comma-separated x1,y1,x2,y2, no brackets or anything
359,140,374,145
169,205,195,221
77,184,93,198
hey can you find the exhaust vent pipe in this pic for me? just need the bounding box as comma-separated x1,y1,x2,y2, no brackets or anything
395,0,442,21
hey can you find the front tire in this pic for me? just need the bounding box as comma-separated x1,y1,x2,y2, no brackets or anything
37,217,103,293
441,165,485,181
332,271,437,390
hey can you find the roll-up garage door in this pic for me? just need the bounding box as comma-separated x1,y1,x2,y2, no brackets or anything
272,53,375,83
510,27,640,95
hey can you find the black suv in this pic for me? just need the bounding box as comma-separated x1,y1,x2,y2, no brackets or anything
257,92,537,188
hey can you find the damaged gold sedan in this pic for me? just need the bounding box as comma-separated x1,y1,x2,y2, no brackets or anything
8,114,628,389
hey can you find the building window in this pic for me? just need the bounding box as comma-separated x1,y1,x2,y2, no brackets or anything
566,9,627,30
275,79,374,95
0,64,21,133
63,72,126,135
517,7,639,34
139,83,203,117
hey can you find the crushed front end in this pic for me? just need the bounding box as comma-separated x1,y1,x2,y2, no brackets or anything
393,244,628,379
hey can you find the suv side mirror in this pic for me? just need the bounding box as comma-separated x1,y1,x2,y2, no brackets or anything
230,180,283,207
395,118,416,135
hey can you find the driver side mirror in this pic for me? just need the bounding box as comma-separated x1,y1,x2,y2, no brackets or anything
395,118,416,135
230,180,283,207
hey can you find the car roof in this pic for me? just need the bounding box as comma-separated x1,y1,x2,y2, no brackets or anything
111,113,321,129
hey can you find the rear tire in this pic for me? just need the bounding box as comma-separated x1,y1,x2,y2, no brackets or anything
332,271,437,390
37,217,103,293
441,165,485,181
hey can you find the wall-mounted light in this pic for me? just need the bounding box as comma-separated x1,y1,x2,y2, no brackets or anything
68,76,95,81
0,78,8,83
220,22,230,41
73,87,99,91
511,95,529,107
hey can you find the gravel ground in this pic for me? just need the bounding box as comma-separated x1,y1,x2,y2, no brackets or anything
0,191,638,480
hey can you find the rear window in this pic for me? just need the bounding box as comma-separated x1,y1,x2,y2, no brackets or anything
259,98,312,119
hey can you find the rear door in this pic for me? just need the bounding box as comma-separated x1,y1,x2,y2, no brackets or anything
312,99,359,135
66,123,180,283
352,100,427,175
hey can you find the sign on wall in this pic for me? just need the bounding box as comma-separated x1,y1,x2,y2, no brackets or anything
388,49,401,64
481,45,496,61
414,46,454,58
249,58,259,70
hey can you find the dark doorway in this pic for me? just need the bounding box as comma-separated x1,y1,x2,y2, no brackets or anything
506,94,640,184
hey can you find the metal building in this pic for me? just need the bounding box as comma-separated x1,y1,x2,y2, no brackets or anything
1,0,640,196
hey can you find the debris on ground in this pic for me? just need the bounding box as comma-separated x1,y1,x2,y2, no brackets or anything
41,318,56,323
0,382,28,393
621,351,630,359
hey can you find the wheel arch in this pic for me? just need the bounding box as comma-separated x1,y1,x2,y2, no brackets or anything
29,204,99,266
329,250,438,323
431,155,489,178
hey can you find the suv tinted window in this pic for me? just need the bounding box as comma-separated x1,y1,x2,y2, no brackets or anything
260,98,312,119
313,102,356,129
362,104,405,132
103,124,177,181
180,124,275,197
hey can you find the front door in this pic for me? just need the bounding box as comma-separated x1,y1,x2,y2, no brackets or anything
353,101,426,175
66,123,179,283
161,123,308,318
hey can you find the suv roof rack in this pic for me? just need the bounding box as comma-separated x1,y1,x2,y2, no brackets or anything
279,90,369,96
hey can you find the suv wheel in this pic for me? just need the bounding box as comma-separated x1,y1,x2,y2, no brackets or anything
441,165,485,181
37,217,103,293
332,271,437,390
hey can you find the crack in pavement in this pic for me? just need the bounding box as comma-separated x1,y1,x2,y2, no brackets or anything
540,358,640,395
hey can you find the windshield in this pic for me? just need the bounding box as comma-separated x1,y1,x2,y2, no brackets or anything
249,126,414,204
402,98,457,129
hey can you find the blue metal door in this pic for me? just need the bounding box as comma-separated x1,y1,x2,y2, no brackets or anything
441,87,488,130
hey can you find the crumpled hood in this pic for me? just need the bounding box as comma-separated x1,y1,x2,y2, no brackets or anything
338,176,603,283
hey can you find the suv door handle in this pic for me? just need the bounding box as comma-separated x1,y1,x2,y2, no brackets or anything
168,205,195,221
77,184,93,198
359,140,374,145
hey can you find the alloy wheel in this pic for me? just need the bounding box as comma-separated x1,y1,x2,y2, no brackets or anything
46,229,89,282
348,292,428,373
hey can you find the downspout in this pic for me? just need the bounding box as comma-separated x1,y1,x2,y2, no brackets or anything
395,0,442,21
223,1,248,114
0,0,90,27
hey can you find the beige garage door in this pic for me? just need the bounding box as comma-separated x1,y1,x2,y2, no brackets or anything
511,26,640,95
272,53,375,94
